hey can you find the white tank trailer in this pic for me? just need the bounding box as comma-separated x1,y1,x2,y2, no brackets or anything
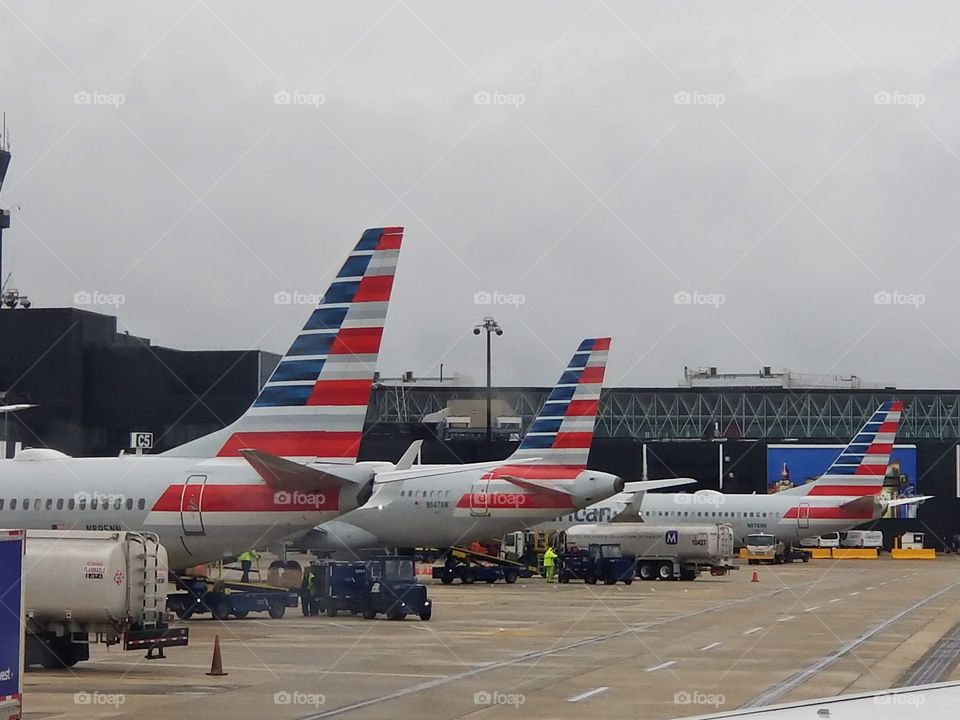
564,523,736,581
23,530,188,668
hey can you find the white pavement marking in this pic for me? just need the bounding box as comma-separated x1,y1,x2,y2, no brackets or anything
700,642,723,651
849,591,859,596
646,661,678,672
866,586,875,590
777,616,796,623
567,687,611,702
744,627,763,635
805,606,820,612
830,598,842,603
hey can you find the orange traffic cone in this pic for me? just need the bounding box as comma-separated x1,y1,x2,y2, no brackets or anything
751,570,760,583
206,634,228,676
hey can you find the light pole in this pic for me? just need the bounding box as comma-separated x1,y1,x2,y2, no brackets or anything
473,316,503,446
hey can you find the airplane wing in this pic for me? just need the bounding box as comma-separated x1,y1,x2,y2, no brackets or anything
393,440,423,471
623,478,697,493
239,448,374,493
0,404,35,414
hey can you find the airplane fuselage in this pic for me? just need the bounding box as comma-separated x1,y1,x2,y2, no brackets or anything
0,451,363,569
300,464,624,552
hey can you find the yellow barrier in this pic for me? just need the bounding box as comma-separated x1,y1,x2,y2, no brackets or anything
831,548,878,559
739,548,748,559
892,548,936,559
810,548,832,559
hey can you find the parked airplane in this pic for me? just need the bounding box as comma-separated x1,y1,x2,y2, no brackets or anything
0,227,404,569
535,401,929,545
300,338,690,554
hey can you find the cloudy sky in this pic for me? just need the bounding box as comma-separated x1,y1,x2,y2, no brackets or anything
3,1,960,388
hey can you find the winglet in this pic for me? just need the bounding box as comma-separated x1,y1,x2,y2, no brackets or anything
394,440,423,471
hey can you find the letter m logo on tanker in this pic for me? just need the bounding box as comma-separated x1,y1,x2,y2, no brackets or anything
665,530,679,545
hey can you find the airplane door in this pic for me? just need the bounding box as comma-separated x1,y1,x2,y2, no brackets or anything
797,502,810,530
470,479,490,516
180,475,207,535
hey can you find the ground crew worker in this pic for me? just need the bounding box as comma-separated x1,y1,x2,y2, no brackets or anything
543,546,557,583
238,549,258,583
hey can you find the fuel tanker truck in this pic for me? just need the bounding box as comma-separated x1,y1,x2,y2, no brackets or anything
562,523,736,581
23,530,188,668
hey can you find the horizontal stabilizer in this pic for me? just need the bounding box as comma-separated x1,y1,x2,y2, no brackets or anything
0,404,36,415
883,495,933,509
623,478,696,493
240,448,373,493
501,475,574,497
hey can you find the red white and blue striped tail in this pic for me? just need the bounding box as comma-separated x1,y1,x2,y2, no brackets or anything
506,337,610,469
163,227,403,461
778,400,903,497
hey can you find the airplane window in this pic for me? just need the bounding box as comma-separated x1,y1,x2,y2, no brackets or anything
68,498,75,510
22,499,28,509
446,490,450,497
56,499,63,510
91,498,98,510
0,500,4,510
126,498,133,510
10,500,16,510
79,497,86,510
762,512,767,518
114,497,122,510
138,499,145,510
45,499,52,510
33,499,40,511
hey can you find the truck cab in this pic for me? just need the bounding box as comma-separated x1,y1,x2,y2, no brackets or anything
745,533,810,565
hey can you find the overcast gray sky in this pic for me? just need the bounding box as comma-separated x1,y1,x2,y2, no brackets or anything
3,1,960,388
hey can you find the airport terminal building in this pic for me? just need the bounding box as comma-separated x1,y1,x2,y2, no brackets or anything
2,308,958,548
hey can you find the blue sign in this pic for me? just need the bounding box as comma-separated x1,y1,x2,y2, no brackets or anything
0,533,23,704
665,530,679,545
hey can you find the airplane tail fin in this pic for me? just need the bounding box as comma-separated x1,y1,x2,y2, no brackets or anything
163,227,403,460
778,400,903,497
505,337,610,469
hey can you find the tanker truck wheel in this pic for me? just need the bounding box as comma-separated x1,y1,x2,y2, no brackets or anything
211,599,232,621
657,562,674,580
638,563,656,581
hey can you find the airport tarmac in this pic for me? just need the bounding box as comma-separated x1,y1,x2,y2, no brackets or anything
23,557,960,720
